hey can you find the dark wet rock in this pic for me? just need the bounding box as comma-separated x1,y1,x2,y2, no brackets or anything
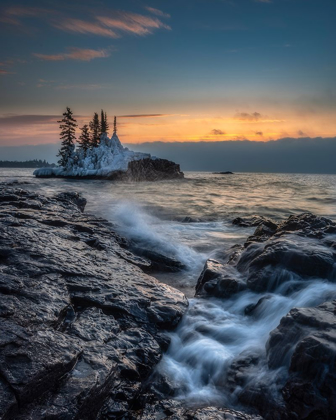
214,212,336,294
180,216,202,223
232,215,277,229
122,158,184,182
266,300,336,419
193,212,336,419
130,247,186,273
196,258,246,298
244,295,272,316
213,171,234,175
55,191,87,212
0,185,188,420
130,399,263,419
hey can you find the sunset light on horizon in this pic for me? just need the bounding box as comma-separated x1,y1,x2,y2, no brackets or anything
0,0,335,150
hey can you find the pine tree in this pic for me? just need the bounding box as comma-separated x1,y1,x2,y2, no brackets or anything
100,109,106,134
113,116,117,135
57,107,77,167
105,111,109,134
78,124,91,153
89,112,100,147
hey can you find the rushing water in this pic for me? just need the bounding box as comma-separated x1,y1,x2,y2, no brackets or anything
2,168,336,409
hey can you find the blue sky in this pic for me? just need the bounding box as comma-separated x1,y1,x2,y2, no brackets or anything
0,0,335,147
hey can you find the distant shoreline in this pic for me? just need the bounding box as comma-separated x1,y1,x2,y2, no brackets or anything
0,160,56,169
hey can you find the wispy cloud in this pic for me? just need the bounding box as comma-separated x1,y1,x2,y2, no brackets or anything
145,7,170,18
0,69,15,75
55,83,105,90
96,12,171,36
119,114,171,118
255,131,263,136
53,18,119,38
0,114,59,125
0,6,51,25
33,47,112,62
2,6,171,38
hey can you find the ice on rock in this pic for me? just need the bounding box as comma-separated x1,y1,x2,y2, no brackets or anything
34,133,151,178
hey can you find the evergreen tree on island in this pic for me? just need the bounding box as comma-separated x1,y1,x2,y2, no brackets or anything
78,124,91,154
100,109,108,135
89,112,100,147
105,111,109,133
113,116,117,135
57,107,77,167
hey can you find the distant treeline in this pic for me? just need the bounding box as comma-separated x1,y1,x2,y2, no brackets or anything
0,159,56,168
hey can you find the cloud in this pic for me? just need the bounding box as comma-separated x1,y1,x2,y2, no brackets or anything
119,114,171,118
96,12,171,36
234,112,263,121
55,84,104,90
234,112,284,123
0,69,15,75
145,7,170,18
2,6,171,39
53,11,170,38
255,131,263,136
53,18,119,38
297,130,307,136
33,47,112,62
211,129,226,135
0,114,59,125
0,6,51,26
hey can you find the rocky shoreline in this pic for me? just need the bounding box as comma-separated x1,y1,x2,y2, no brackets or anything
0,186,258,420
1,185,336,419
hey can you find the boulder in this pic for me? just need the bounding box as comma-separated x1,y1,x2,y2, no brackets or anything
267,301,336,419
196,258,246,298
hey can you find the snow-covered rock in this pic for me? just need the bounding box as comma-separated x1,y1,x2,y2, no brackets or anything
34,134,184,181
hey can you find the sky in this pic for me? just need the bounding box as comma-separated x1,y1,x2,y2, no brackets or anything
0,0,335,156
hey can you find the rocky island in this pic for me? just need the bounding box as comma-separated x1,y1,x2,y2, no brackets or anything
34,133,183,182
33,109,184,182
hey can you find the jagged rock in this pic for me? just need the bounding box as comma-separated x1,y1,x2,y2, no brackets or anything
244,295,272,316
267,301,336,419
232,215,277,229
55,191,87,212
130,247,186,273
0,185,188,420
196,259,246,298
128,399,263,419
118,158,184,182
224,212,336,293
